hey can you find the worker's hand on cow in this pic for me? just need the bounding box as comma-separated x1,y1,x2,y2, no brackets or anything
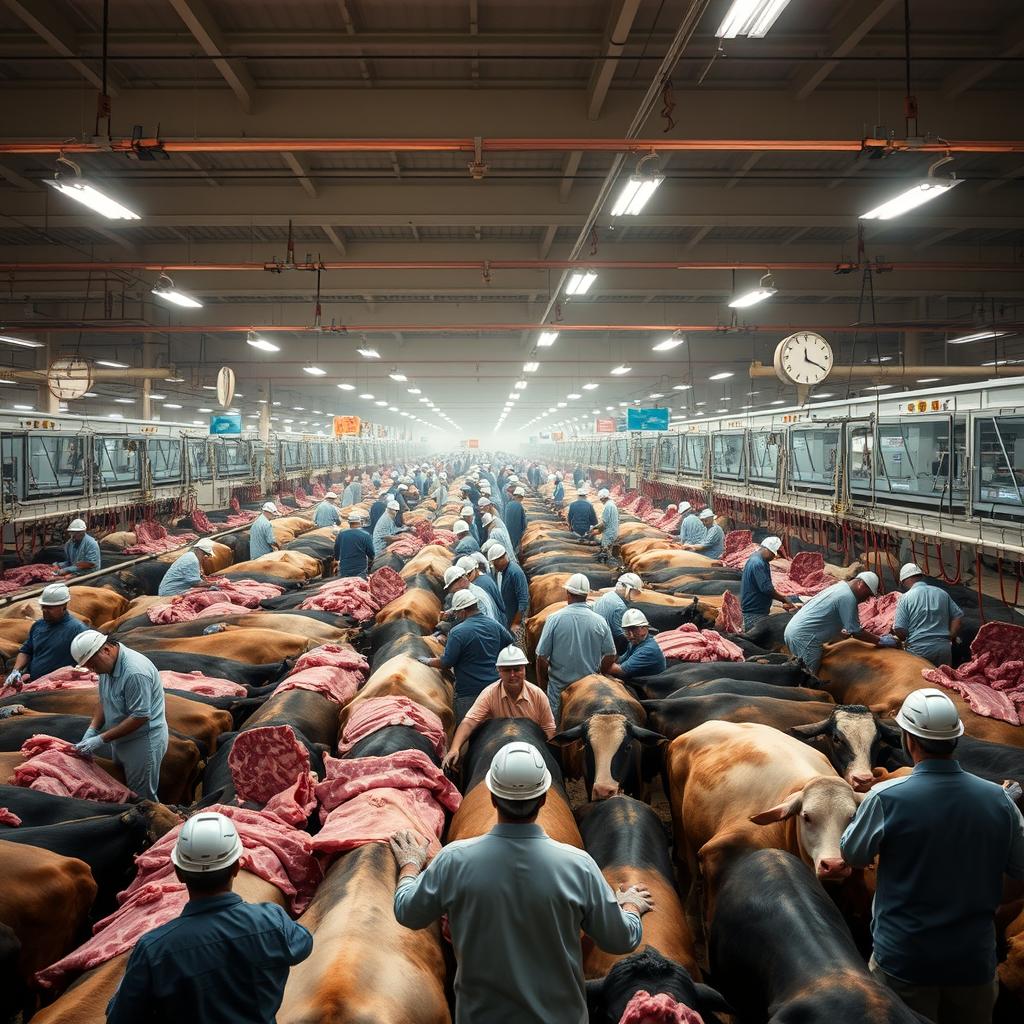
74,733,104,759
616,884,655,916
4,669,23,690
877,635,900,648
389,829,430,872
1003,780,1023,802
417,656,434,666
441,748,461,772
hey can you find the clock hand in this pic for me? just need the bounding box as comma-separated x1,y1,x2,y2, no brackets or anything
802,348,827,371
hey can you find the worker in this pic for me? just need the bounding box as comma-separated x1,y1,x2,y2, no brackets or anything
158,539,217,597
459,504,481,544
739,536,797,631
442,564,499,622
551,473,565,507
890,563,964,666
481,512,518,564
414,465,425,494
487,544,529,635
391,742,650,1024
248,502,279,559
840,688,1024,1024
5,583,86,690
536,573,616,722
592,573,643,654
573,464,586,487
442,647,557,772
590,488,619,563
608,609,666,682
783,571,885,675
677,502,703,545
503,485,528,555
372,499,408,557
421,589,514,723
368,489,390,530
341,474,363,506
681,508,724,560
566,488,597,540
313,491,341,528
105,811,313,1024
431,472,449,507
334,510,375,578
456,554,506,622
453,519,480,556
54,518,101,577
70,630,168,802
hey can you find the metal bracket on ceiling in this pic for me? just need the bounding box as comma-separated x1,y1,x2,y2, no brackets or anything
468,136,488,180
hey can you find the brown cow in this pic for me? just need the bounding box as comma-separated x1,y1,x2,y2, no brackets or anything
156,540,234,573
626,550,719,573
343,655,453,740
374,590,443,634
400,545,452,583
126,628,319,664
118,613,353,645
1001,900,1024,1011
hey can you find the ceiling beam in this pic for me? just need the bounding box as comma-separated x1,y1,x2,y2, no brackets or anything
559,150,583,203
723,152,762,190
913,227,962,250
178,153,220,188
685,225,713,249
979,160,1024,194
320,225,347,256
943,13,1024,97
336,0,373,84
538,226,558,258
91,227,135,252
0,161,37,191
792,0,899,100
282,152,318,198
587,0,643,120
166,0,256,112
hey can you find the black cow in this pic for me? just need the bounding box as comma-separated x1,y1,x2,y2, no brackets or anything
744,613,793,651
368,619,434,671
664,678,834,703
642,659,820,696
140,651,290,686
347,723,441,765
0,784,135,828
460,718,567,798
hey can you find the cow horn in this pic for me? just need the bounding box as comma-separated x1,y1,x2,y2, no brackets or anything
789,718,832,739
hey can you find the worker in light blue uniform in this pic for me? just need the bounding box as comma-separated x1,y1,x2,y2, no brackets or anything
609,609,667,681
313,491,341,527
431,473,449,507
739,536,797,631
889,563,964,667
840,688,1024,1024
453,520,480,556
682,508,724,560
55,518,101,577
5,583,87,689
158,538,217,597
460,505,481,545
503,485,528,555
488,544,529,633
592,573,643,654
368,491,389,531
71,631,168,802
457,555,505,624
442,565,500,623
783,571,885,674
482,512,518,565
334,510,375,578
566,489,597,539
592,488,619,560
341,476,362,506
551,474,565,507
372,499,406,557
248,502,279,559
677,502,704,545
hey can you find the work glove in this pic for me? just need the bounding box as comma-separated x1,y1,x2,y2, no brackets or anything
878,635,899,648
75,732,104,758
4,669,23,689
389,829,430,872
417,656,434,666
202,623,227,635
1003,780,1023,802
616,884,655,916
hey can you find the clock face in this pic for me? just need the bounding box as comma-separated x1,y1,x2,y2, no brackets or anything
774,332,834,386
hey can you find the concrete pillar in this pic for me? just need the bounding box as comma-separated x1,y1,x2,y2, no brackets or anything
37,333,60,414
141,335,155,420
259,398,270,442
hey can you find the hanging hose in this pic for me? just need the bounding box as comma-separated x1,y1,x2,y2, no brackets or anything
974,552,986,623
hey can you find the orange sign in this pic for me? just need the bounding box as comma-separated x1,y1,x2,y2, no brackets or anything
595,418,616,433
333,415,361,437
466,439,480,449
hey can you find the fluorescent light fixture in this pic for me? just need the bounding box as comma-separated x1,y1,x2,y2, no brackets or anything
537,331,559,348
149,393,166,400
812,392,836,399
198,407,213,413
113,397,135,404
716,407,728,413
770,399,786,405
515,380,528,389
610,173,663,216
374,400,387,406
357,347,380,359
566,392,580,400
359,393,374,400
164,402,182,409
728,273,777,308
981,359,1024,367
164,376,185,383
565,271,597,296
861,178,962,221
649,392,664,399
867,355,894,363
610,365,631,375
337,383,355,390
292,406,304,411
672,383,692,391
0,334,44,349
388,405,398,411
151,274,202,309
864,384,893,391
523,361,539,372
916,377,942,382
303,365,327,376
419,397,430,403
407,387,422,394
12,404,33,411
709,371,734,381
652,334,685,352
107,412,124,419
557,401,567,408
741,404,753,410
389,372,407,381
0,379,15,385
582,382,599,390
95,359,129,368
246,333,280,353
717,0,792,39
202,385,217,391
695,401,707,406
946,329,1012,345
44,176,140,220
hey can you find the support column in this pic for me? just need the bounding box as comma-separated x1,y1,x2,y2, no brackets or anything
37,333,59,414
141,335,155,420
259,399,270,442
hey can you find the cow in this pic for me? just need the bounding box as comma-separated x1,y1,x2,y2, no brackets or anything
125,627,320,664
660,679,834,703
374,589,443,633
134,650,289,686
527,571,621,614
342,654,452,740
636,658,820,697
709,849,923,1023
115,612,352,645
367,619,441,671
240,687,341,751
0,784,179,833
552,676,664,801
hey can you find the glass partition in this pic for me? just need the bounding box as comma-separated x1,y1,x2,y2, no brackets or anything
681,433,708,475
187,439,212,482
789,427,840,492
712,432,745,480
283,442,304,470
25,433,87,497
658,435,679,473
748,429,781,484
95,436,140,490
215,439,251,478
147,438,182,484
974,415,1024,516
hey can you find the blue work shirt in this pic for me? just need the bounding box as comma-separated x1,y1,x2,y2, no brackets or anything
59,533,101,574
372,512,398,556
553,480,565,502
334,526,375,578
248,516,277,559
567,498,597,538
440,612,514,700
598,501,619,546
454,535,480,556
740,551,776,617
592,591,628,644
693,523,724,559
503,500,527,553
19,612,87,680
99,644,166,741
341,481,362,505
431,484,449,506
617,635,667,679
536,603,615,715
313,500,340,527
105,892,313,1024
368,498,387,530
486,523,519,564
893,581,964,664
679,514,705,545
841,761,1024,986
473,573,506,622
496,560,529,627
158,550,204,596
783,581,861,673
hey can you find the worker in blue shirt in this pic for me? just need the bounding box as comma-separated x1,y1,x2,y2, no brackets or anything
457,555,506,623
459,505,481,544
739,536,797,631
681,508,724,560
372,499,409,557
840,688,1024,1023
488,544,529,634
313,491,341,527
71,631,168,802
5,583,86,689
503,486,528,554
592,573,643,654
420,589,514,723
566,489,597,539
334,510,376,578
550,474,565,507
368,491,389,530
248,503,279,559
158,538,217,597
889,563,964,666
106,811,312,1024
591,488,619,562
608,609,667,681
678,502,705,545
341,475,363,506
55,518,101,577
453,520,480,555
442,564,500,623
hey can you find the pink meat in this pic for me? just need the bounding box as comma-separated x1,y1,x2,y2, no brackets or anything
337,697,447,759
313,750,461,861
191,508,214,533
159,671,247,697
0,807,21,826
312,482,326,499
369,566,406,606
388,534,426,557
722,530,756,568
147,579,283,623
923,621,1024,726
299,569,405,621
12,736,134,802
289,642,369,676
718,590,743,634
293,486,314,508
275,665,364,706
858,592,900,634
123,520,199,555
618,990,704,1024
228,725,318,824
0,564,62,591
654,623,745,662
0,665,98,699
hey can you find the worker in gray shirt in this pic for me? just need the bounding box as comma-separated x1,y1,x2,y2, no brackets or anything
390,741,651,1024
889,563,964,666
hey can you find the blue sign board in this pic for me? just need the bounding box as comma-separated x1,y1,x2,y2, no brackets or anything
626,407,670,431
209,414,242,436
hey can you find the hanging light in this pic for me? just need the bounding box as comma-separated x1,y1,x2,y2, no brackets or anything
151,273,202,309
537,331,559,347
717,0,793,39
728,272,777,308
610,152,663,216
44,155,140,220
565,271,597,296
860,156,962,220
303,366,327,376
652,332,685,352
247,331,280,353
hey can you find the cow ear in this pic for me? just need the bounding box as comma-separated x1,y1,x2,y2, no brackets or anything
631,725,667,746
749,793,802,825
550,723,585,746
876,718,903,744
693,982,733,1015
789,718,831,739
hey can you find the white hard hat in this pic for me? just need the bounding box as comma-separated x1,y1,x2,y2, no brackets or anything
485,742,551,801
472,552,489,572
440,472,448,480
325,492,338,500
348,510,365,522
39,583,71,606
576,488,588,496
481,512,495,527
856,571,880,596
386,499,401,511
71,629,107,666
261,501,277,514
547,474,555,481
896,688,964,741
480,483,492,493
453,520,469,536
68,518,87,532
699,508,714,520
508,475,519,483
443,565,467,589
496,645,529,668
390,470,399,478
480,538,496,554
565,572,590,596
621,608,650,629
487,544,507,562
760,536,783,555
598,488,610,499
455,555,478,573
194,538,216,555
397,484,408,492
512,486,525,496
171,812,243,873
899,563,924,583
478,497,492,507
451,589,479,612
679,501,692,513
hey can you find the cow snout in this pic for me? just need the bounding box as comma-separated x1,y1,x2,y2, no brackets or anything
847,771,875,792
591,781,622,801
817,857,852,881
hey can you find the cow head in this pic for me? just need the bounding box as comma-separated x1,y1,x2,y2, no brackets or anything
138,801,184,844
789,705,885,791
681,596,716,631
552,713,665,800
749,775,862,881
